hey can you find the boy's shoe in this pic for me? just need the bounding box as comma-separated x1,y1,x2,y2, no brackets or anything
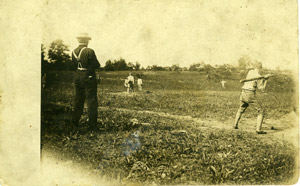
256,131,267,134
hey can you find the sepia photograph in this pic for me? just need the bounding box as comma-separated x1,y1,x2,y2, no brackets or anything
0,0,299,185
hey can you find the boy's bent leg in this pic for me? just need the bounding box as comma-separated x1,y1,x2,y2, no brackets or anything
233,102,248,129
253,94,267,134
233,112,241,129
255,105,266,134
256,114,266,134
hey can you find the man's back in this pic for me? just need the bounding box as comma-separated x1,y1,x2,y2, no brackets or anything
72,46,100,70
71,33,100,132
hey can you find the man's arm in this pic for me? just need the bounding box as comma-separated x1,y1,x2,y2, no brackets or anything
71,52,76,64
71,52,78,69
257,79,268,92
89,49,100,69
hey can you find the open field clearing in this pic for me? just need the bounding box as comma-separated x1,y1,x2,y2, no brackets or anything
41,70,298,185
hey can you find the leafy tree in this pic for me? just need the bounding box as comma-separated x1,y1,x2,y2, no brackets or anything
135,62,141,71
202,64,215,77
127,62,135,70
189,63,199,71
104,60,114,71
114,58,128,70
171,64,180,71
189,61,205,71
151,65,165,71
182,67,188,71
64,58,75,70
216,65,233,79
104,58,131,71
48,39,71,70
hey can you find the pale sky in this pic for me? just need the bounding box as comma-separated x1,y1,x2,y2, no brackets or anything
41,0,298,70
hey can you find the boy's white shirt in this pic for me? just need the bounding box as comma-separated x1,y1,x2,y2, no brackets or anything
242,69,261,91
124,79,129,87
137,78,142,85
128,75,134,84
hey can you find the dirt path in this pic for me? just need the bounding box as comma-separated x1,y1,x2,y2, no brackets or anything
99,106,299,147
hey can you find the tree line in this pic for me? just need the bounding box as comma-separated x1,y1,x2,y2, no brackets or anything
41,39,268,75
41,40,142,73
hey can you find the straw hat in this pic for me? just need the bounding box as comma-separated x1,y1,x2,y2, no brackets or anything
76,33,91,40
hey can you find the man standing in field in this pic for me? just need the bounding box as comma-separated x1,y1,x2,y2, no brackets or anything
137,74,143,91
127,72,134,93
221,79,226,89
124,78,130,93
233,61,272,134
71,33,100,132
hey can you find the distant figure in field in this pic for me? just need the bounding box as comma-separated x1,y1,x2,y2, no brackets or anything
71,33,100,133
127,72,134,93
206,74,210,80
233,61,272,134
124,79,130,93
97,74,100,84
137,74,143,91
221,79,226,89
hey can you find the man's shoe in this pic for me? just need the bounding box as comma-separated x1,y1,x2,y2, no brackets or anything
90,126,100,133
256,131,267,134
69,125,78,134
233,126,238,129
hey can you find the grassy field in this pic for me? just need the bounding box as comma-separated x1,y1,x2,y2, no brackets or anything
41,70,298,185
